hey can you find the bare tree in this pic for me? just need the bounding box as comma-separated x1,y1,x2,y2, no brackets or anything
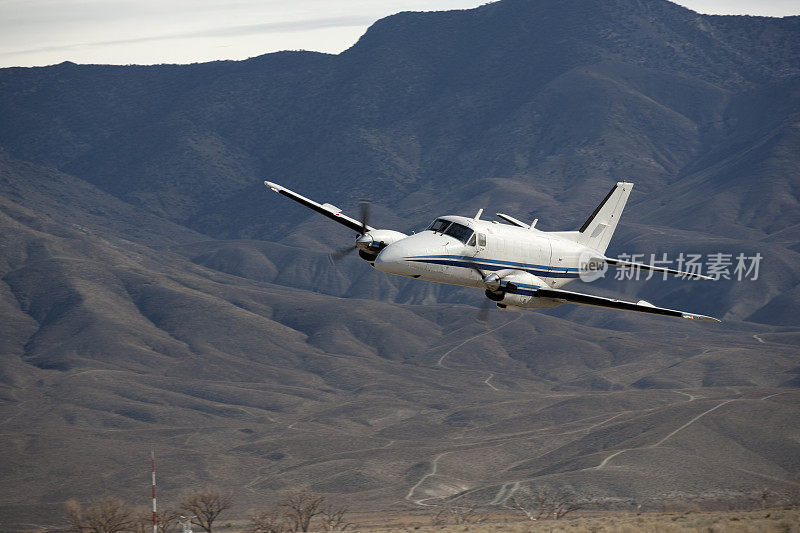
247,509,289,533
131,506,151,533
551,489,582,519
132,506,181,533
431,499,488,526
156,509,183,533
65,497,137,533
319,504,353,531
180,488,232,533
509,495,541,521
508,487,582,520
281,490,325,532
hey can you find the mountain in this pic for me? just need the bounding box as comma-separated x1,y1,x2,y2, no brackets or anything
1,0,799,529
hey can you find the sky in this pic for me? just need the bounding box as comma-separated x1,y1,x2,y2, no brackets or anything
0,0,797,68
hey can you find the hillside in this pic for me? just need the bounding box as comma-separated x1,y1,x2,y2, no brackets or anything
0,0,799,530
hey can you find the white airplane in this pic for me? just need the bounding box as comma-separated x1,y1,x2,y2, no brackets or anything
264,181,719,322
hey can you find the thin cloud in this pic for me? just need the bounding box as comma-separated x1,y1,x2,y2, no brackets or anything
0,15,373,59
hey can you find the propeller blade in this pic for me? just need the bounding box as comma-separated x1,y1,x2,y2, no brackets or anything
359,200,371,235
477,297,492,322
328,244,357,264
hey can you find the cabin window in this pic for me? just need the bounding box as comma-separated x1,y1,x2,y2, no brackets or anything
477,233,487,247
443,222,474,244
428,218,451,233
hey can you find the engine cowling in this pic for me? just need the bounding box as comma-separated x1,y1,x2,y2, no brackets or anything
355,229,408,260
484,271,562,309
483,271,542,306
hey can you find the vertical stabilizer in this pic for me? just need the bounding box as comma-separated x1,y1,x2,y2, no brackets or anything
577,182,633,253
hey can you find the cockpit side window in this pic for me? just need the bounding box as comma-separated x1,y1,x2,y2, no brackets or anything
443,222,474,244
467,234,476,247
428,218,452,233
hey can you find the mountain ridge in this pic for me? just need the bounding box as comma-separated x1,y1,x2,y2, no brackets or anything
1,0,799,529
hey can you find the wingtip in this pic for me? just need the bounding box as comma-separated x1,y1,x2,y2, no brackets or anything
682,313,721,323
264,180,281,192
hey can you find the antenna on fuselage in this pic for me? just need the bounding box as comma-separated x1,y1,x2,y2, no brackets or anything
530,218,538,229
474,208,484,220
495,213,529,228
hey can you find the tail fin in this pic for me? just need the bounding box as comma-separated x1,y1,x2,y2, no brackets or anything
576,182,633,253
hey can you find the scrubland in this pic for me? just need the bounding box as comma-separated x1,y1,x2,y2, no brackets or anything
359,510,800,533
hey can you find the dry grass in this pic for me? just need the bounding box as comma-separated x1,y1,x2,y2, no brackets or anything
20,508,800,533
355,509,800,533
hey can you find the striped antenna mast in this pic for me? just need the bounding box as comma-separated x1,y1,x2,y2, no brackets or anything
151,449,157,533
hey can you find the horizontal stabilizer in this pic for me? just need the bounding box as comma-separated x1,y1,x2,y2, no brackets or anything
535,287,720,322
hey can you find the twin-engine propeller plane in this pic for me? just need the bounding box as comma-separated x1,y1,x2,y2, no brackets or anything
264,180,719,322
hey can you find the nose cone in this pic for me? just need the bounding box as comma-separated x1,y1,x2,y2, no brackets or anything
356,234,373,251
374,242,411,274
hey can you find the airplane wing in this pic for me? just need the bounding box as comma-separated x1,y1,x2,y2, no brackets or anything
264,181,374,234
534,287,720,322
604,257,712,280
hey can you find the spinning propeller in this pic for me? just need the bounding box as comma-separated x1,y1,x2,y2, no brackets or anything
329,200,372,263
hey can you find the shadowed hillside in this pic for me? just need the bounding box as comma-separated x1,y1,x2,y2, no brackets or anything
1,0,799,530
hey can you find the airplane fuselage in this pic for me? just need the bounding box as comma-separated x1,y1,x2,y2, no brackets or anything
373,215,600,310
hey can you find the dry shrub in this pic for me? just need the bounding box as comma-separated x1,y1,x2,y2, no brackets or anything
65,497,136,533
431,499,488,526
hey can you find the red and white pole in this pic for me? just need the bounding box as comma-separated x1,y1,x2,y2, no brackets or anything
151,449,157,533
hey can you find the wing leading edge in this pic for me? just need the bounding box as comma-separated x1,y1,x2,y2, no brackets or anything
535,287,720,322
264,181,373,234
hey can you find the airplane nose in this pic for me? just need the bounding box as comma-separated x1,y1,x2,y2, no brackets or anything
374,242,407,273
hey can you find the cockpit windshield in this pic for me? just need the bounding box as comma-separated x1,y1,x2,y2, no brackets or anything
428,218,451,233
427,218,474,244
443,222,474,244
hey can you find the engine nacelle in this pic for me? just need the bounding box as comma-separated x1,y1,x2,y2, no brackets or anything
356,229,408,260
485,271,548,307
495,291,533,307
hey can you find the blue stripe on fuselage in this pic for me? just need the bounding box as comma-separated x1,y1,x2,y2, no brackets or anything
405,255,580,279
407,254,580,272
